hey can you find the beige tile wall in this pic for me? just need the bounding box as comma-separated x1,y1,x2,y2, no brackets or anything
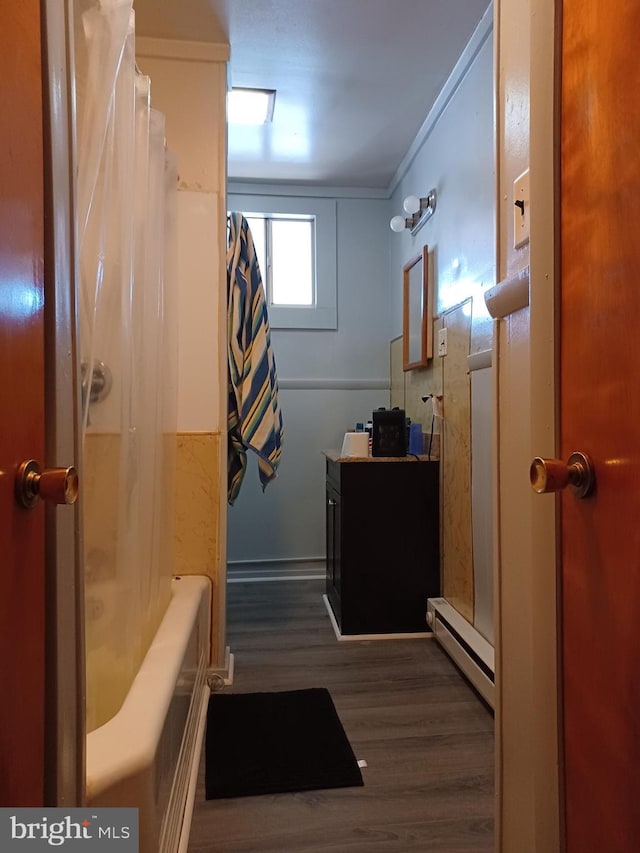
389,336,404,410
83,431,176,729
440,302,473,622
390,326,443,456
83,431,224,667
390,301,474,622
174,431,223,662
83,433,121,592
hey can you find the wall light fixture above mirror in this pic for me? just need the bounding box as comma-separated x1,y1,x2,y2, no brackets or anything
390,189,437,236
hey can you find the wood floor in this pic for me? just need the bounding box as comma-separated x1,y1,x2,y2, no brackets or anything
187,578,494,852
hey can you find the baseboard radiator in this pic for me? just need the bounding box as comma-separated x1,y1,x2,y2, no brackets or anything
426,598,495,709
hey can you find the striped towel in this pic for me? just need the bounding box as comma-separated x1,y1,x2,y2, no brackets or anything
227,213,284,504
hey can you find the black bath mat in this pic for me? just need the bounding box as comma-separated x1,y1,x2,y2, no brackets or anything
205,687,363,799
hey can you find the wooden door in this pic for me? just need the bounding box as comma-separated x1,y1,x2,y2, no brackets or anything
0,0,47,806
560,2,640,849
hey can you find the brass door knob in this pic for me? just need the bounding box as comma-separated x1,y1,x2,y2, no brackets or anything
530,451,595,499
15,460,79,509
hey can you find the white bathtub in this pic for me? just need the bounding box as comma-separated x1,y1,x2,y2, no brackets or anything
86,575,211,853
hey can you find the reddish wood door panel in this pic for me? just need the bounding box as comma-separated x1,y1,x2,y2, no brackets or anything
0,0,46,806
561,2,640,849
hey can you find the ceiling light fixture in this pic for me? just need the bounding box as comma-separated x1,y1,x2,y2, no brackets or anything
390,189,437,235
227,87,276,125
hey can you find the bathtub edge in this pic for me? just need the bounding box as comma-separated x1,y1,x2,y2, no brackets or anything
86,574,210,799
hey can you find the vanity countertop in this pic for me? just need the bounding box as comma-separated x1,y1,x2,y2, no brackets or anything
323,450,437,463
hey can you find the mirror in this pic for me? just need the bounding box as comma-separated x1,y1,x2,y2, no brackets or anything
403,245,431,370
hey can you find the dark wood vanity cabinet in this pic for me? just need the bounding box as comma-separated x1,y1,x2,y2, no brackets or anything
325,455,440,635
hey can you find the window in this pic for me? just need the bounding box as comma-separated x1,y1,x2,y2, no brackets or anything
245,215,315,307
228,193,337,330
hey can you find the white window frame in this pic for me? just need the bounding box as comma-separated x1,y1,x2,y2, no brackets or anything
246,213,316,308
229,194,337,330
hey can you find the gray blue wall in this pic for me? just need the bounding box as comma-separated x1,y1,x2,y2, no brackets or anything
388,18,495,350
226,191,392,563
226,8,495,570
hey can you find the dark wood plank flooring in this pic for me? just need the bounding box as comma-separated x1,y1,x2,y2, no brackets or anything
187,578,494,852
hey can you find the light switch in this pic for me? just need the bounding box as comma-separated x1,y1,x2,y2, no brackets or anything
513,168,530,249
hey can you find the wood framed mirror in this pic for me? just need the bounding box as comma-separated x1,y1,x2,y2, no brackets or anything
402,245,431,370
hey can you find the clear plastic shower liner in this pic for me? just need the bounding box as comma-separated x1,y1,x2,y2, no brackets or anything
75,0,178,732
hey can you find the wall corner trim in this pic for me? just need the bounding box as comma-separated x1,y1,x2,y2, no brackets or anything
278,378,389,391
135,37,230,63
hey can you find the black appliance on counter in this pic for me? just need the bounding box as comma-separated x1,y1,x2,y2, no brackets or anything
371,407,406,457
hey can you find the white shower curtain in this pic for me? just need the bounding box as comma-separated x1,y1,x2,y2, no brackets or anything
74,0,178,732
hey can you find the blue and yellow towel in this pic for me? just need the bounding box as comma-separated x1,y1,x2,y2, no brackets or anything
227,213,284,504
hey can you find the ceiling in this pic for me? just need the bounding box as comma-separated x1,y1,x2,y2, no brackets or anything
133,0,490,189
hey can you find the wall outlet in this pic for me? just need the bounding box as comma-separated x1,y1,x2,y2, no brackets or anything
437,328,447,357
